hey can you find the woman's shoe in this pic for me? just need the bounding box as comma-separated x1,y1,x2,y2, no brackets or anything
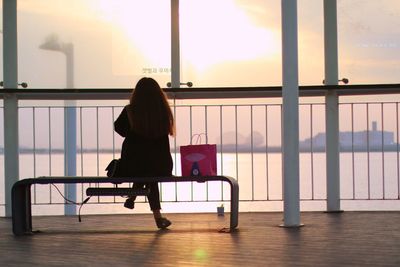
124,197,135,209
155,217,172,229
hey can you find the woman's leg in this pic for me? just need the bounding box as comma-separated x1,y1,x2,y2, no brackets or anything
147,183,171,229
147,182,161,211
123,182,145,209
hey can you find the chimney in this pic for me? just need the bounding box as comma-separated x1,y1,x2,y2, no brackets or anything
372,121,377,132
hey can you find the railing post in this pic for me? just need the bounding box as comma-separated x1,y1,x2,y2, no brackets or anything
64,44,77,215
324,0,342,212
281,0,302,227
3,0,19,217
64,105,77,215
171,0,180,88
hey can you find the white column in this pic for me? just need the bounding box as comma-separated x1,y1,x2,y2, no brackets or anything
64,44,77,215
281,0,302,227
324,0,341,212
3,0,19,217
171,0,180,88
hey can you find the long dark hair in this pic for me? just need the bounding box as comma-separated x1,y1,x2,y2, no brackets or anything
127,77,174,138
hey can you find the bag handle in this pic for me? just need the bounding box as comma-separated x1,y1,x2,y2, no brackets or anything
191,133,208,144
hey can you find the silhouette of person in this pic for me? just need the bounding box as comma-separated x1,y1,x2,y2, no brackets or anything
114,77,174,229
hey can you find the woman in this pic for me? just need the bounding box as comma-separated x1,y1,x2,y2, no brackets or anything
114,77,174,229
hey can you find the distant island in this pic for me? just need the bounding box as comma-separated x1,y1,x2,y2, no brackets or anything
300,121,398,152
1,121,397,154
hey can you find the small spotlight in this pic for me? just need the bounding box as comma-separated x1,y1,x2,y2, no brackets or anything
322,78,349,85
19,82,28,88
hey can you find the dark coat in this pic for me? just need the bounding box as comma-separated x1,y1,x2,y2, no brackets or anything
114,106,173,177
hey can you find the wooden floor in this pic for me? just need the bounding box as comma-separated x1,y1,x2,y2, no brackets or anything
1,211,400,266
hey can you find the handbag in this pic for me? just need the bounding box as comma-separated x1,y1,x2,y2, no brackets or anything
105,159,121,177
180,134,217,176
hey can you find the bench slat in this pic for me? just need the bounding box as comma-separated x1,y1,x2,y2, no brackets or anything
86,187,150,197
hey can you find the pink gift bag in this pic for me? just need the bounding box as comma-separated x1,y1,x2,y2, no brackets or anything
180,134,217,176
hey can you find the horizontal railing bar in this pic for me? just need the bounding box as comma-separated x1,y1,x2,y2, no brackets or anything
17,103,288,109
1,84,399,100
341,198,400,201
340,102,400,105
31,200,288,205
21,199,353,205
30,198,400,206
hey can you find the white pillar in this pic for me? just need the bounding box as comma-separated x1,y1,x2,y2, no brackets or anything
3,0,19,217
64,44,77,215
171,0,180,88
324,0,341,212
281,0,302,227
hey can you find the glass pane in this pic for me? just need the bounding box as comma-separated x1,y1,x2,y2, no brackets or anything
298,0,324,85
180,0,282,87
338,0,400,84
17,0,171,89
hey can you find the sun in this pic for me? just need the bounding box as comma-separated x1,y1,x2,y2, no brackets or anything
180,0,279,72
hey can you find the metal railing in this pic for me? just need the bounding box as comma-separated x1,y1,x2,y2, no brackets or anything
339,102,400,201
1,84,400,214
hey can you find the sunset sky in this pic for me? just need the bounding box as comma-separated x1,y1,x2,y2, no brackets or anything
0,0,398,89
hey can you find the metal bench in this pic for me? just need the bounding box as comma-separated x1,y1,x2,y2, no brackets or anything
11,175,239,236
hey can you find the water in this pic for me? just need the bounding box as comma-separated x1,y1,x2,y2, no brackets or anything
1,151,399,216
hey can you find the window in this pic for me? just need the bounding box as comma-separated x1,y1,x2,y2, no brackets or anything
180,0,282,87
17,0,171,88
338,0,400,84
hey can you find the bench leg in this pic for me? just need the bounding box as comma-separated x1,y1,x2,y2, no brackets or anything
230,182,239,230
12,184,33,236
